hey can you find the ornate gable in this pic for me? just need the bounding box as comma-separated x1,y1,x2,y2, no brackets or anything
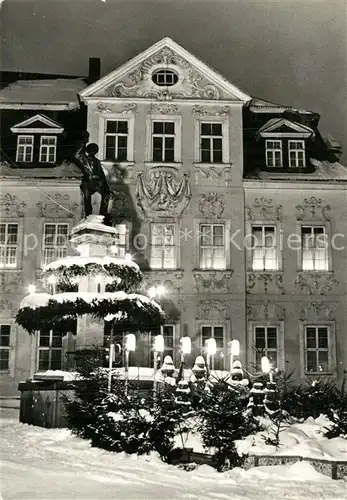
80,38,250,102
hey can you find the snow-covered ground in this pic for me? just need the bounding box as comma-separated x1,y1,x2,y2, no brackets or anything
1,409,346,500
180,414,347,461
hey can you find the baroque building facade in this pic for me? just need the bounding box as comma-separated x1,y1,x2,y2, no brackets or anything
0,38,346,396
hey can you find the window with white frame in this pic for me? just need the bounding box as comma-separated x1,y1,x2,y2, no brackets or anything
152,121,175,162
16,135,34,162
254,326,278,371
289,140,305,167
305,326,330,373
199,224,225,269
251,226,278,270
200,123,223,163
0,325,11,371
37,329,63,371
265,140,282,167
150,223,176,269
42,223,69,266
105,120,128,161
152,69,179,87
39,136,57,163
0,223,19,268
201,325,224,370
301,226,328,271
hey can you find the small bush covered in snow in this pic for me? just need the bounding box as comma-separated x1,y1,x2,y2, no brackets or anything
197,380,260,471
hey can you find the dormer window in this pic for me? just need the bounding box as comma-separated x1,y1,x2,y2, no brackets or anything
265,140,282,167
152,69,179,87
16,136,34,163
289,140,305,167
258,118,313,170
11,114,63,164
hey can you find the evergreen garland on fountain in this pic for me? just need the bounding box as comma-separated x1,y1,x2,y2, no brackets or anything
16,215,165,338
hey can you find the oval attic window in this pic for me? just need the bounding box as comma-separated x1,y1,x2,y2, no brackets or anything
152,69,179,87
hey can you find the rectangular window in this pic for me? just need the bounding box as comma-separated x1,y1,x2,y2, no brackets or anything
105,120,128,161
200,123,223,163
0,325,11,371
16,135,34,162
289,140,305,167
150,223,176,269
301,226,328,271
199,224,226,269
265,140,282,167
201,325,224,370
152,121,175,162
251,226,278,270
38,330,63,371
43,223,69,267
254,326,278,371
39,136,57,163
0,223,19,268
305,326,329,372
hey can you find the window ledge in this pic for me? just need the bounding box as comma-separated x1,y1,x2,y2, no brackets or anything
0,370,10,374
297,270,331,273
249,269,282,273
144,162,182,168
102,161,135,167
193,268,233,273
305,371,335,376
193,162,232,167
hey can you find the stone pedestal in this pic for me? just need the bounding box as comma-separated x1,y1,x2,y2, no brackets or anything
69,215,118,351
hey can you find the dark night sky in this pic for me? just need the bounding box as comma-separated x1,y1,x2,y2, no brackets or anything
1,0,346,161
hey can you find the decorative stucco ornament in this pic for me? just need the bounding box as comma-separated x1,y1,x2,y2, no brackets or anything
136,168,191,218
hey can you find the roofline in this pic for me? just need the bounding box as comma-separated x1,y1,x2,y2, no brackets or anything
80,37,251,103
0,102,80,110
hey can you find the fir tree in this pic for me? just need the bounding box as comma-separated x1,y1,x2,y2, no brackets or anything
198,380,259,471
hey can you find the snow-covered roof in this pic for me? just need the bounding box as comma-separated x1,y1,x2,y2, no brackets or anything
0,79,86,109
43,255,140,272
247,160,347,182
250,97,314,115
0,161,82,179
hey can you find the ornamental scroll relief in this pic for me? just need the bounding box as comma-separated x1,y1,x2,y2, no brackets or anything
295,196,331,221
36,194,78,218
96,102,137,114
0,193,26,217
193,270,234,293
192,105,232,116
198,192,226,218
147,104,179,115
245,197,282,221
299,302,335,321
142,271,184,295
105,48,222,101
136,168,191,218
197,300,229,320
0,272,22,294
247,272,285,295
295,272,339,295
194,166,232,186
247,301,286,321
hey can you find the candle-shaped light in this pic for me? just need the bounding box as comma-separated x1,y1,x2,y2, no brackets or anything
153,334,165,399
230,339,240,372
